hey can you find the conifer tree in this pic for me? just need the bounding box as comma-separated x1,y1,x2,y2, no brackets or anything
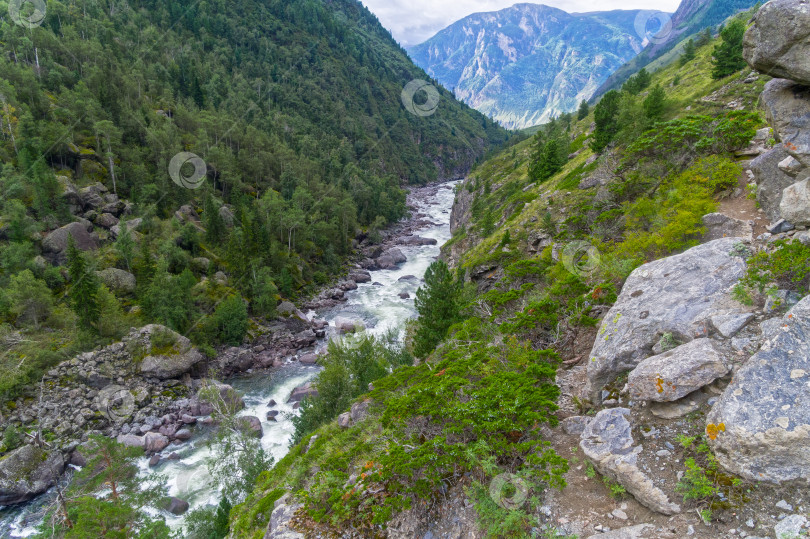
590,90,621,153
66,235,100,332
680,39,697,66
643,85,667,120
712,20,747,79
577,100,590,120
413,261,463,357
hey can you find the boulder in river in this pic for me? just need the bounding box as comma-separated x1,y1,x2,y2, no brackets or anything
375,248,406,269
0,445,66,505
287,382,318,403
240,416,263,438
163,496,190,515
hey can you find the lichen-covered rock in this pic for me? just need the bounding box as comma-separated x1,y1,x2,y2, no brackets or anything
702,213,753,243
708,296,810,484
138,325,204,379
751,147,804,221
42,221,99,264
627,339,730,402
586,239,747,402
96,268,136,295
761,79,810,168
0,445,66,505
743,0,810,86
580,408,680,515
780,176,810,225
264,493,304,539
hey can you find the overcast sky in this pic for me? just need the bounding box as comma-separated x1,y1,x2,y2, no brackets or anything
360,0,682,46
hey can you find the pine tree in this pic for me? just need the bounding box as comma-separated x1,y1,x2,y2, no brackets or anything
680,39,697,67
590,90,622,153
712,20,747,79
413,261,463,358
66,235,100,332
577,100,590,120
643,85,667,120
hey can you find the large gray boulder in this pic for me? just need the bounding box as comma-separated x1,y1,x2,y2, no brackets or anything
761,79,810,168
586,239,747,402
42,221,99,264
375,248,406,269
580,409,680,515
96,268,137,295
707,296,810,484
264,493,304,539
287,382,318,403
0,445,66,505
743,0,810,86
138,325,205,379
780,176,810,225
627,339,730,402
751,147,804,221
701,213,753,243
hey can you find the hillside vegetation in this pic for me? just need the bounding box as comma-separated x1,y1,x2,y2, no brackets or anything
230,11,776,538
0,0,507,402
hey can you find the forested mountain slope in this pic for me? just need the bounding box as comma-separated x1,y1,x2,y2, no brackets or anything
407,4,645,129
0,0,506,400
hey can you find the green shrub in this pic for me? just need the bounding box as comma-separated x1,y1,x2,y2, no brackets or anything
738,240,810,296
213,295,249,346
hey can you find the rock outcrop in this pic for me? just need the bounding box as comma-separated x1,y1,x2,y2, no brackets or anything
750,146,803,221
743,0,810,86
708,296,810,484
580,408,680,515
627,339,730,402
137,325,205,379
0,445,65,505
701,213,753,243
760,79,810,169
586,239,747,402
42,221,99,264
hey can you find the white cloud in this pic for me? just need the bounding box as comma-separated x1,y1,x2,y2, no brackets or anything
360,0,682,46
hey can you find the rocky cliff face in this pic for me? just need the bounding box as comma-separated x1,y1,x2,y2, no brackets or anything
744,0,810,226
408,5,645,129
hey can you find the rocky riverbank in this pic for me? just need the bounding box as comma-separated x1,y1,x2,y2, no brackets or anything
0,179,458,517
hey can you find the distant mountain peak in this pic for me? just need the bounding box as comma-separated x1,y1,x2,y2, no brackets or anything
407,3,646,129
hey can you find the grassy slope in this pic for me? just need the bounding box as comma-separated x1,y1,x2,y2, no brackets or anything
229,25,769,539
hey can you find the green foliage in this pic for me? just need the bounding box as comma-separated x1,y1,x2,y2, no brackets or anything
712,20,748,79
293,321,567,532
677,457,719,501
738,240,810,296
212,295,249,346
199,384,275,504
626,111,761,168
591,90,621,153
292,332,412,444
468,481,537,538
37,435,169,537
622,68,652,95
182,497,231,539
577,100,590,120
6,269,53,329
643,85,667,120
413,261,464,357
529,120,570,184
67,236,100,332
680,39,697,66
